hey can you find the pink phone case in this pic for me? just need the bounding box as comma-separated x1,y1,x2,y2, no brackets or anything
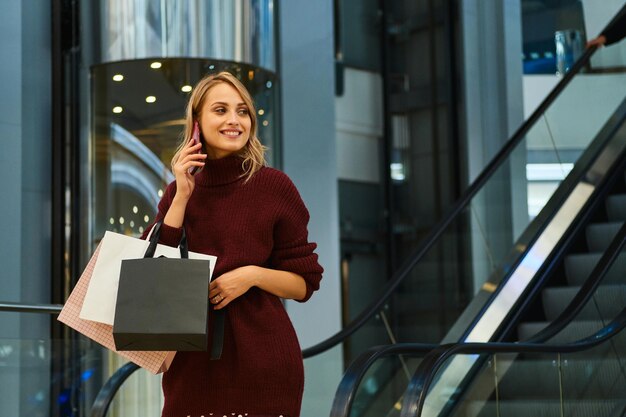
188,121,201,175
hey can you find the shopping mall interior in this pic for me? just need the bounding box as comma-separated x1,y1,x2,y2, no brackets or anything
1,0,626,416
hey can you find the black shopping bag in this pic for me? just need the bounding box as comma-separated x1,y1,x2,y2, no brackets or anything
113,224,211,351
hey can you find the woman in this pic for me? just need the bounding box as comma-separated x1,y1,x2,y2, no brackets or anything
144,71,323,417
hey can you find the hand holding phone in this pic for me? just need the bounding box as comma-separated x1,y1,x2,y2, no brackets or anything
188,121,201,175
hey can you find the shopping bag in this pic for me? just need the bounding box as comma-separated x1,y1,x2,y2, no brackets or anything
80,223,216,325
57,243,175,374
112,227,212,352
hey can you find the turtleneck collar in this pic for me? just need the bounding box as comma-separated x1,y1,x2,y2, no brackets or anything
194,155,246,187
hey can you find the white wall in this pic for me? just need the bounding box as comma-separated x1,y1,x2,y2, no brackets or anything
524,73,626,151
336,68,383,183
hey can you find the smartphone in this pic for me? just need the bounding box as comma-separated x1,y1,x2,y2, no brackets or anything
188,121,201,175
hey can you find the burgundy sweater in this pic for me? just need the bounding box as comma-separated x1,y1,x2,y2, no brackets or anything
147,156,323,417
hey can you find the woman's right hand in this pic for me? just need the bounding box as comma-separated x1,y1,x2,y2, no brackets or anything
172,140,207,201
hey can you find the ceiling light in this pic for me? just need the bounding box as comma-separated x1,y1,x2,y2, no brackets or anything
262,120,269,127
181,85,192,92
146,96,157,103
258,109,265,116
112,106,123,114
112,74,124,82
150,61,162,69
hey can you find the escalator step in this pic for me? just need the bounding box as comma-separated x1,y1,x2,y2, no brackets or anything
517,320,607,343
542,284,626,321
586,222,623,252
564,252,626,285
495,358,626,399
465,399,626,417
606,194,626,221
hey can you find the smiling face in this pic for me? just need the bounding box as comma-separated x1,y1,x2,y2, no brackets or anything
198,82,252,159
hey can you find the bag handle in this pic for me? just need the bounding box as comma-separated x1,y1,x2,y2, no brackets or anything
143,221,188,259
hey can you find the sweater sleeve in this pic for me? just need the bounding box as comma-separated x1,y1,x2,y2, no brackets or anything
269,174,324,302
140,182,184,247
602,11,626,46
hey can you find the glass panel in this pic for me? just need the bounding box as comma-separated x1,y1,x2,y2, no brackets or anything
302,346,426,417
106,361,163,417
561,338,626,417
490,352,562,417
429,352,562,417
350,355,423,417
448,354,497,417
0,333,107,417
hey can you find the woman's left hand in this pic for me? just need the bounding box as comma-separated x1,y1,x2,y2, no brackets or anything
209,266,257,309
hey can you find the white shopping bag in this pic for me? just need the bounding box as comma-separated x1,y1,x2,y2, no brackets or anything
59,243,177,374
80,228,216,325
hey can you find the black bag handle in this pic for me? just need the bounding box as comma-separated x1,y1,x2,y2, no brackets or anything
143,220,224,359
144,221,188,259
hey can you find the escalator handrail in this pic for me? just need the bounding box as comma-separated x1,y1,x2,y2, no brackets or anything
90,362,139,417
329,343,438,417
302,44,599,358
330,221,626,417
399,303,626,417
0,302,63,314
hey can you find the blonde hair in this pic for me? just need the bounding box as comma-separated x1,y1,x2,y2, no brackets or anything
172,71,267,182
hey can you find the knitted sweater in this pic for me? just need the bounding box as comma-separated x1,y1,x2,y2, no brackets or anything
147,155,323,417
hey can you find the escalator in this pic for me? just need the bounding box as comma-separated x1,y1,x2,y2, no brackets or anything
331,220,626,417
332,92,626,417
325,6,626,417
